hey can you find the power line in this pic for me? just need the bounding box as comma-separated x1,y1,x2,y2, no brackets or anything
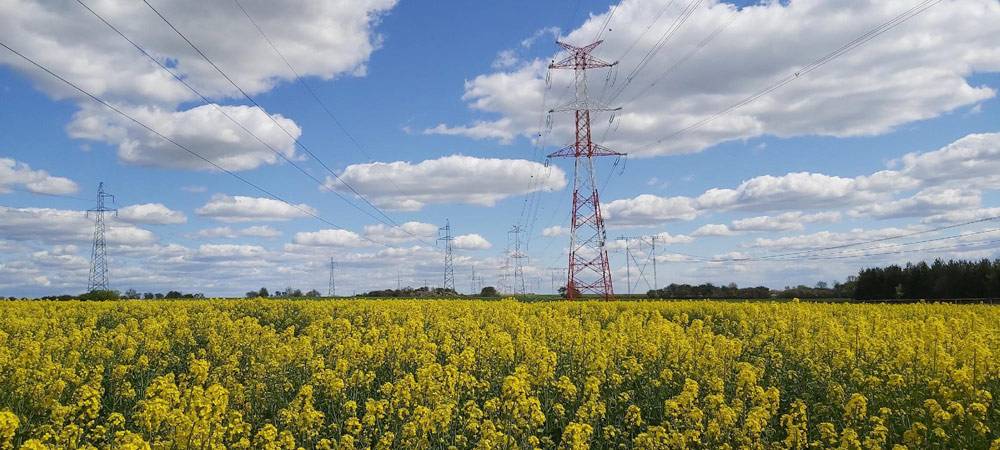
2,186,92,202
667,216,1000,264
605,0,705,104
71,0,402,232
86,182,116,292
743,216,1000,262
0,39,392,249
229,0,409,201
139,0,421,241
635,0,944,153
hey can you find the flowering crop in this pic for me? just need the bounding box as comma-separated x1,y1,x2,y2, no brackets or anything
0,299,998,449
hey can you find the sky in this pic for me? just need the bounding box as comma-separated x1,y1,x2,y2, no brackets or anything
1,0,999,297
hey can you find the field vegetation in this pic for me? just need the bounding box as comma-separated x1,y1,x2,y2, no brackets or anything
0,299,997,449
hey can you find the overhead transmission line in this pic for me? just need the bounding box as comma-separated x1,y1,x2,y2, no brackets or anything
71,0,405,231
0,40,394,249
2,186,92,203
604,0,706,104
634,0,945,153
669,215,1000,264
138,0,423,242
229,0,408,199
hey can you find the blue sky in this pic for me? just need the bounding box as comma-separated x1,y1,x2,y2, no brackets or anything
1,0,999,296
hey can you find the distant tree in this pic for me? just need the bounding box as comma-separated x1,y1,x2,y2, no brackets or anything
480,286,499,297
245,291,258,298
80,290,119,301
165,291,183,299
258,287,269,298
815,281,828,289
305,289,321,297
289,289,303,297
558,286,581,299
154,293,164,299
143,292,154,300
124,288,139,299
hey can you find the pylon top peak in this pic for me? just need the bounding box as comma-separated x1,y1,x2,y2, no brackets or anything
550,40,616,70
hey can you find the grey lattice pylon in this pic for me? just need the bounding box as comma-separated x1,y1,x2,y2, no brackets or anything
438,219,455,291
86,182,117,292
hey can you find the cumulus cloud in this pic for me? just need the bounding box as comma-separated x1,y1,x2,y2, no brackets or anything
453,233,492,250
850,188,981,219
0,206,155,245
196,194,316,222
327,155,566,211
0,158,78,195
117,203,187,225
363,222,438,244
432,0,999,155
542,225,567,237
603,194,699,226
194,244,266,260
292,229,367,248
922,207,1000,225
1,0,398,168
605,132,1000,227
692,223,734,237
68,104,300,171
193,225,281,239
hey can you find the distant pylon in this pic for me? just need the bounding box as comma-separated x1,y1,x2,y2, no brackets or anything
509,225,527,294
327,258,337,297
547,40,624,300
438,219,455,291
86,182,116,292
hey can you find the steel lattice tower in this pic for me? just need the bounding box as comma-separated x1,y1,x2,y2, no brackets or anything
86,182,117,292
327,258,337,297
509,225,527,295
547,40,624,300
438,219,455,291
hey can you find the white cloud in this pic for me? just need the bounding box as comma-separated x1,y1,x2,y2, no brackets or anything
749,227,918,250
453,233,492,250
193,225,281,239
921,207,1000,225
0,0,397,104
195,244,266,260
434,0,1000,155
292,229,367,248
68,104,300,171
0,206,155,246
491,49,519,69
692,224,733,237
241,225,282,238
363,222,438,244
117,203,187,225
327,155,566,211
893,133,1000,190
1,0,398,169
196,194,316,222
542,225,567,237
730,211,841,232
850,188,980,219
604,194,699,226
0,158,78,195
695,172,871,212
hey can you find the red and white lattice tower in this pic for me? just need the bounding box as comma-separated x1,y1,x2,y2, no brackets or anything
547,40,624,301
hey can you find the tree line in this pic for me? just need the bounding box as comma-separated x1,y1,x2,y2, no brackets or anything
645,281,856,300
854,258,1000,300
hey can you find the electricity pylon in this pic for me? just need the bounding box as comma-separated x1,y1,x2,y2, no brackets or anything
509,225,527,294
547,40,624,300
327,258,336,297
438,219,455,291
86,182,116,292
